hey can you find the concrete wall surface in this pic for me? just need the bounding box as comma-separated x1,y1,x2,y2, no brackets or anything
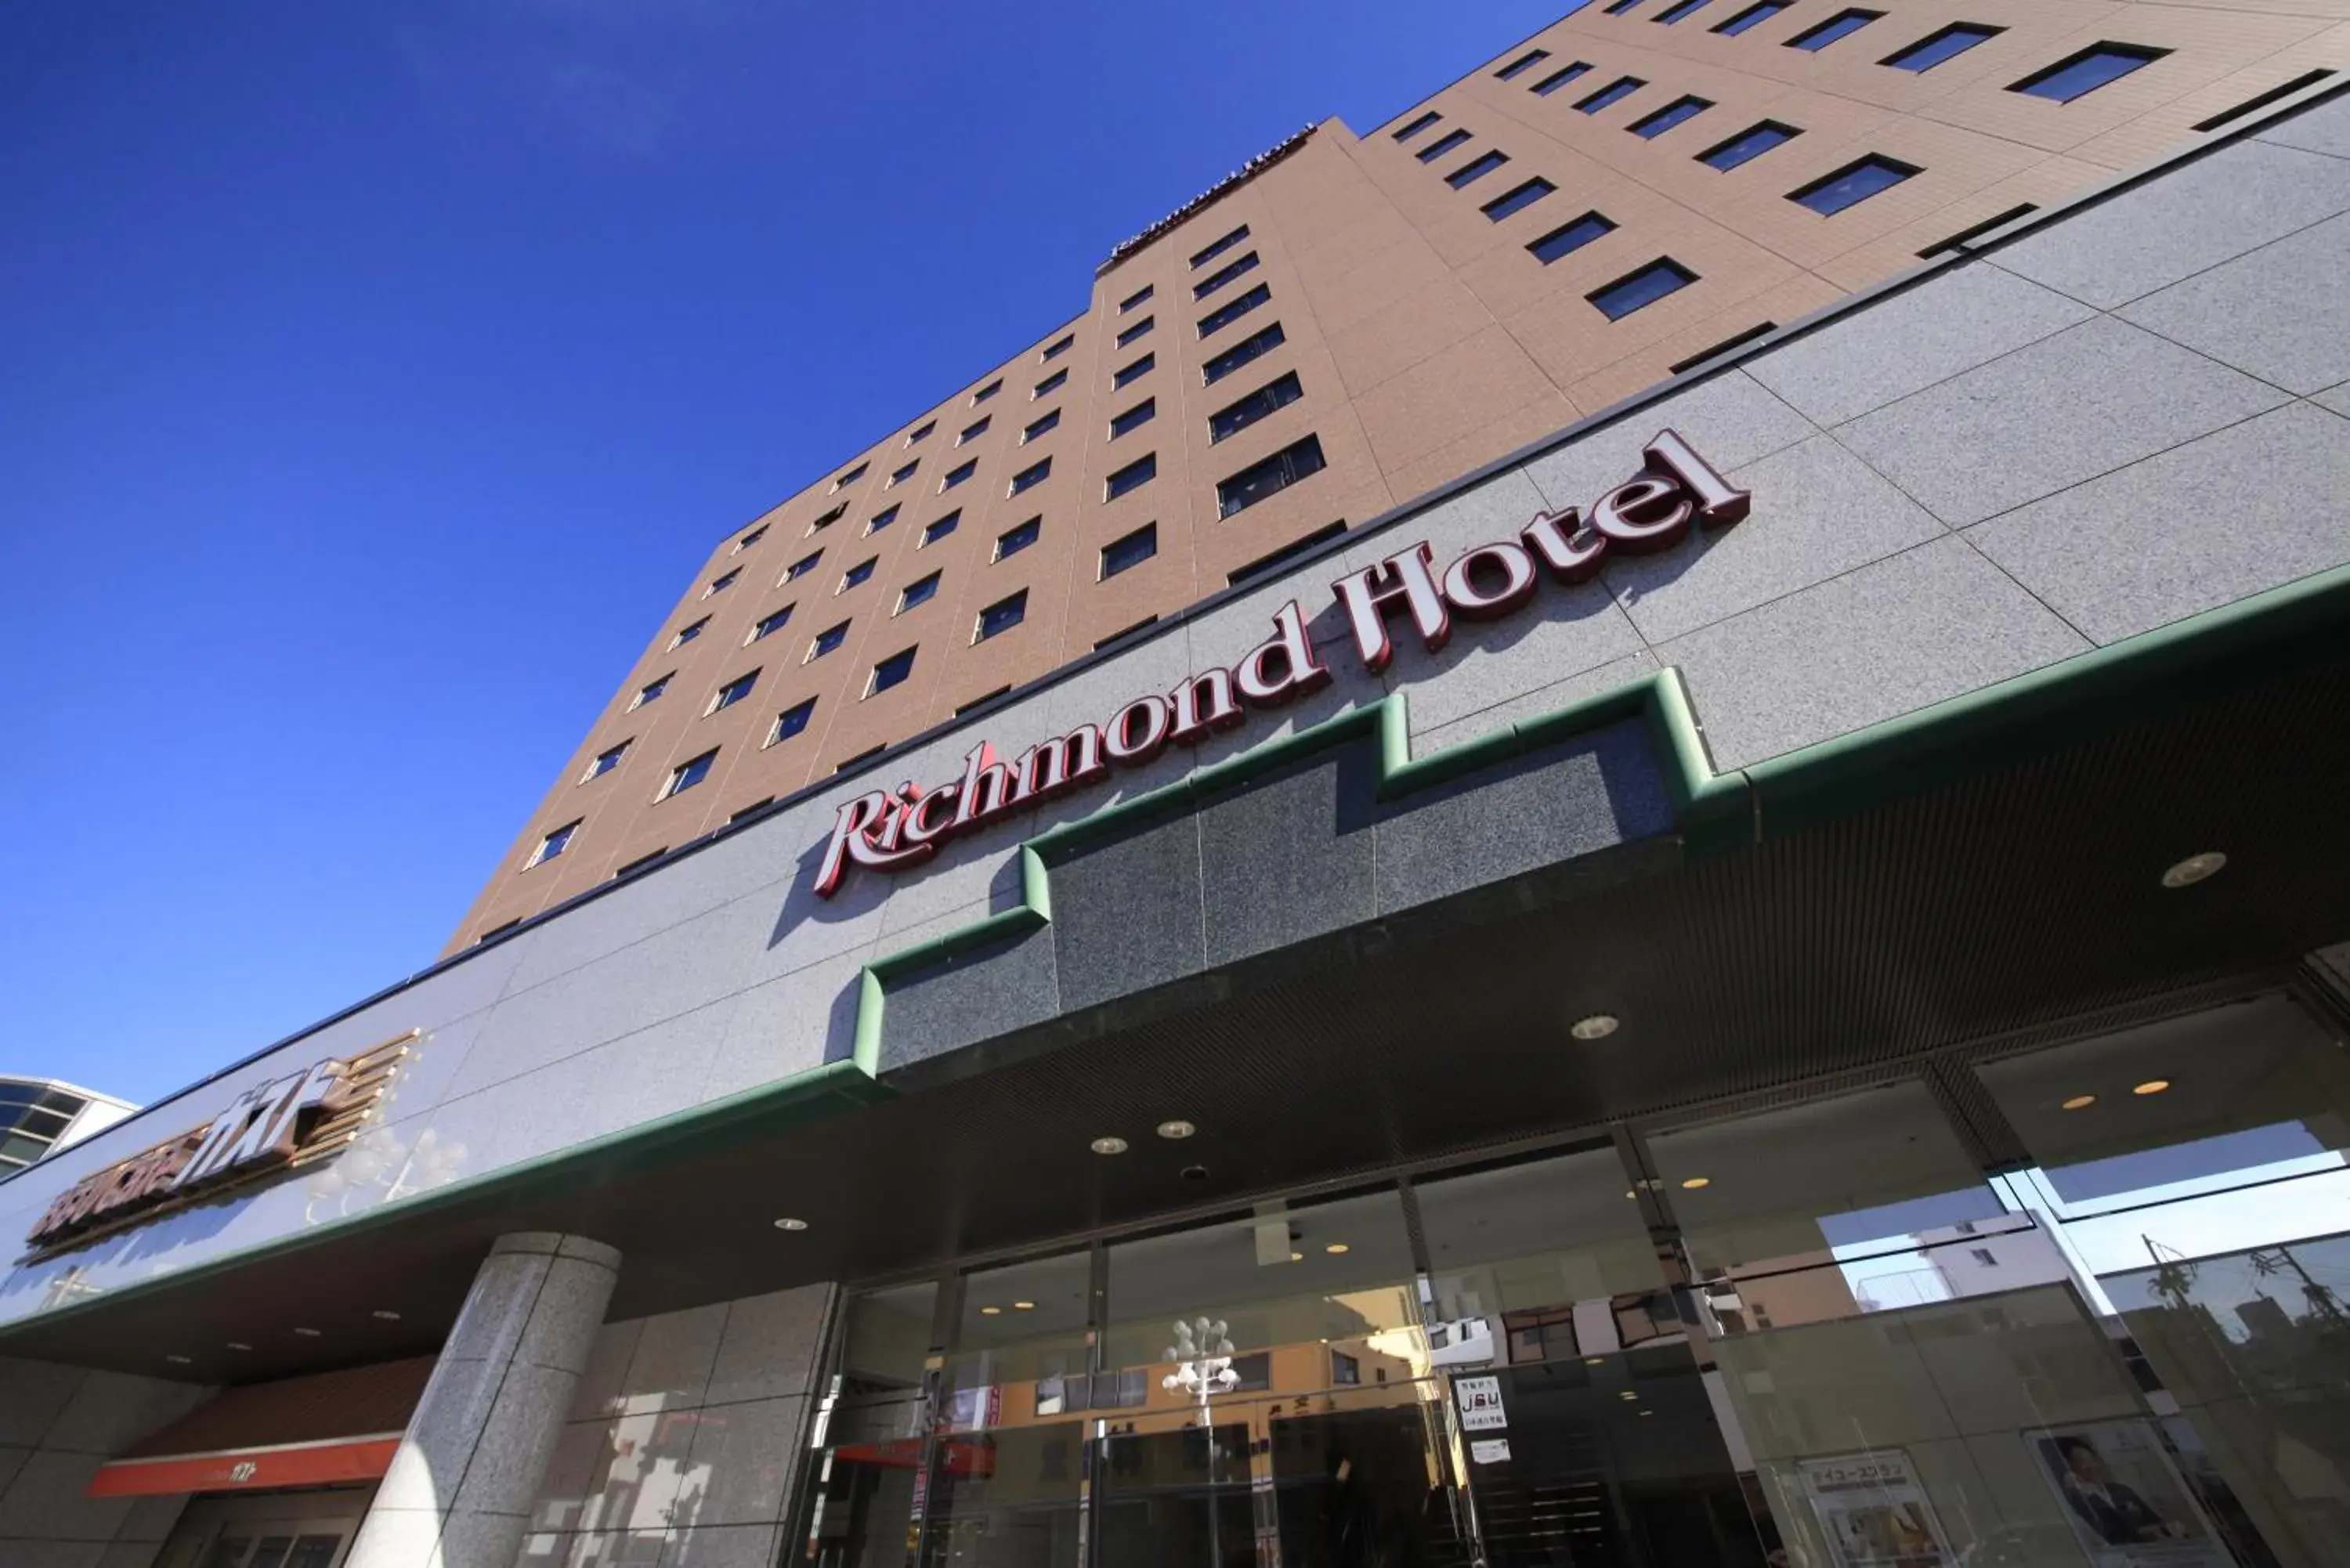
3,89,2348,1336
0,1355,211,1568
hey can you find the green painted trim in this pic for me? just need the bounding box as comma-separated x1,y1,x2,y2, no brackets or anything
0,1057,888,1346
855,676,1715,1057
1744,562,2350,838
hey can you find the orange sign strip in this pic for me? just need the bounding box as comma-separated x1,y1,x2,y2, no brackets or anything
87,1436,402,1498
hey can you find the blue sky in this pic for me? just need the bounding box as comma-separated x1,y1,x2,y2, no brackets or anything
0,0,1577,1107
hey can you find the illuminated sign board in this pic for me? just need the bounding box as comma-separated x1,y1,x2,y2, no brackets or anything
23,1033,412,1257
815,430,1746,897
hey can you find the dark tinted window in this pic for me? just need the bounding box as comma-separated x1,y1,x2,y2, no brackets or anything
1883,23,2001,72
1189,224,1250,269
1203,323,1285,385
1531,63,1593,95
1034,367,1068,398
1041,333,1074,361
1104,453,1158,500
1114,353,1155,388
1208,371,1304,443
1588,258,1697,319
1528,211,1617,263
809,622,848,658
1392,110,1441,141
1657,0,1712,22
1116,315,1155,349
1194,251,1260,299
1788,154,1919,215
1787,9,1881,50
666,750,718,797
870,648,916,692
1482,179,1555,221
1446,150,1512,188
1110,399,1156,439
898,573,940,612
975,592,1028,641
1576,77,1646,114
1198,281,1271,337
921,511,960,546
1101,524,1158,579
1119,284,1154,311
1024,409,1061,443
995,517,1040,560
1415,128,1472,162
1697,121,1800,170
1496,49,1550,80
772,699,815,743
1216,435,1326,518
1010,457,1052,495
2011,43,2166,103
1630,96,1713,138
1712,0,1788,36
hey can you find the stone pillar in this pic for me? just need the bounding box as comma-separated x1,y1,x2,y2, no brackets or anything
348,1232,620,1568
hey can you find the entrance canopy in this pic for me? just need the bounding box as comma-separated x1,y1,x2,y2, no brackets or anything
87,1356,430,1496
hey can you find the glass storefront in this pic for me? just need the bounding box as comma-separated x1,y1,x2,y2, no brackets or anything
794,989,2350,1568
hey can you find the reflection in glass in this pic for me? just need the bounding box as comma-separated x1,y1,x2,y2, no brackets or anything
947,1249,1092,1418
843,1279,938,1396
1978,994,2350,1566
1648,1080,2007,1275
919,1422,1089,1568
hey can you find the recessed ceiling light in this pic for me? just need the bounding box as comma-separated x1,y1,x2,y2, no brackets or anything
1679,1176,1711,1190
372,1310,402,1321
1090,1136,1129,1155
2061,1094,2097,1111
979,1305,1002,1316
1289,1251,1305,1263
1156,1119,1197,1140
1570,1013,1620,1042
1014,1301,1036,1311
773,1217,810,1231
294,1328,321,1338
1585,1357,1604,1366
2160,851,2226,889
1638,1409,1653,1417
226,1342,252,1352
1619,1390,1637,1400
1325,1243,1350,1255
165,1354,191,1365
2133,1079,2171,1096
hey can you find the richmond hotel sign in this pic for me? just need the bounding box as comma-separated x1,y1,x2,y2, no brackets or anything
23,1033,410,1257
816,430,1748,897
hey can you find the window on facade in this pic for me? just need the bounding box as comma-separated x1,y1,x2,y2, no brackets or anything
1227,518,1347,584
1588,258,1697,319
663,749,718,799
1189,224,1249,269
1657,0,1712,22
867,504,899,534
671,617,707,649
785,551,822,582
971,378,1001,404
1481,178,1556,221
974,591,1028,641
1415,128,1472,162
1041,332,1074,362
841,557,877,591
1445,150,1511,187
769,698,815,744
1392,110,1442,141
530,820,581,866
1208,370,1303,443
1713,0,1788,35
1531,62,1593,95
632,674,672,708
898,572,941,613
1495,49,1550,80
586,741,629,780
831,463,868,491
1605,0,1644,13
1101,523,1158,579
1217,434,1326,517
750,606,794,642
889,461,918,486
728,799,772,823
808,502,847,534
1104,453,1158,500
1119,283,1155,311
1203,322,1285,385
809,622,848,659
613,848,668,880
1110,398,1156,439
2012,42,2167,103
1883,23,2001,72
1631,96,1713,137
1009,457,1051,495
1034,367,1067,398
1116,315,1155,349
995,516,1041,560
1528,211,1618,263
1788,8,1881,50
1789,154,1919,215
835,744,885,772
734,525,766,551
1024,409,1061,443
1194,251,1260,299
1094,617,1157,650
1113,352,1154,388
703,568,739,597
868,648,916,694
1698,120,1800,170
959,417,989,445
922,511,961,546
1577,77,1646,114
906,421,935,444
1197,281,1271,336
710,670,758,713
942,457,977,492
